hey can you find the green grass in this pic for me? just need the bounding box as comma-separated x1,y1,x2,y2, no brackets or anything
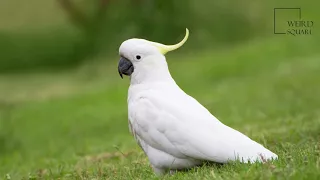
0,36,320,179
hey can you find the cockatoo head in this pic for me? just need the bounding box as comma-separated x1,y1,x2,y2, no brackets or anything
118,29,189,82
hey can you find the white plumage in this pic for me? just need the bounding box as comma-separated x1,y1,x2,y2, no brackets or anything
117,29,277,175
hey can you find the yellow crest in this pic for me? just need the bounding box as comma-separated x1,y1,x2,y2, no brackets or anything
148,28,189,55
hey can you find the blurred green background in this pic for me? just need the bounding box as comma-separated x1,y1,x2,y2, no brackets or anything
0,0,319,179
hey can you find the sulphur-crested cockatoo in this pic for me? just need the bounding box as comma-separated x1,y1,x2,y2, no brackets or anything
117,29,277,175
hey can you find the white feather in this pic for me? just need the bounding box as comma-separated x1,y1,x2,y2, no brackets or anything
128,82,277,172
119,38,277,175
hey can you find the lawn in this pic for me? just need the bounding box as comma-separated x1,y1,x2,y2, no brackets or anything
0,36,319,179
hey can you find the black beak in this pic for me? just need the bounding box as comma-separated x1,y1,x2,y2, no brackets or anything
118,57,134,79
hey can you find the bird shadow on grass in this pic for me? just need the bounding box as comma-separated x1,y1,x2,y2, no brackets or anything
165,158,280,177
164,160,237,175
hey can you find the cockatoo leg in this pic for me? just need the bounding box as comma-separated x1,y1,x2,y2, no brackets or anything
151,165,166,176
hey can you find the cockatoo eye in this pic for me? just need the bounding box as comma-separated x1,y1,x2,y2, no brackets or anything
136,55,141,60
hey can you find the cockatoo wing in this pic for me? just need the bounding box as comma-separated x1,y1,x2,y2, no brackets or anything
128,85,277,163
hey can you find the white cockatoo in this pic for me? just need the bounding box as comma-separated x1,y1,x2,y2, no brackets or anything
117,29,278,175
